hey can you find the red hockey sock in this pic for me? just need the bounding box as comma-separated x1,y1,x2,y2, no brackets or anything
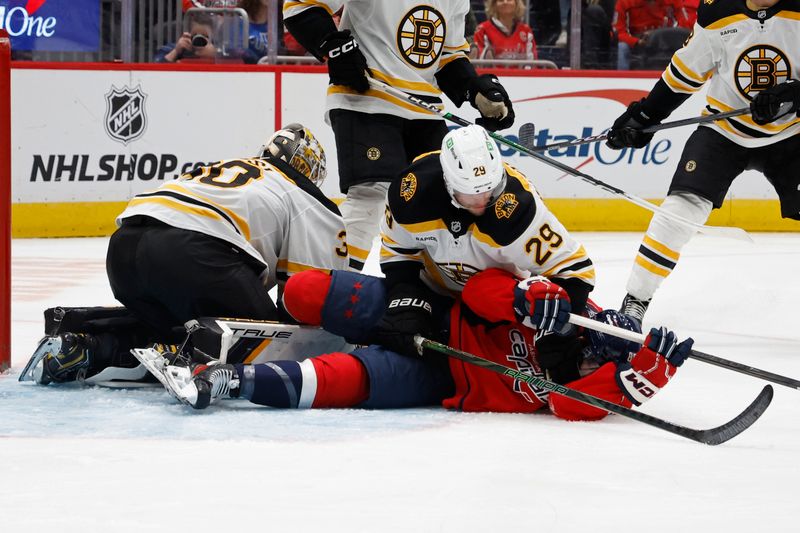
310,352,370,408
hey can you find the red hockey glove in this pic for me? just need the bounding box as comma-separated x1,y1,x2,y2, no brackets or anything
615,326,693,406
513,276,571,334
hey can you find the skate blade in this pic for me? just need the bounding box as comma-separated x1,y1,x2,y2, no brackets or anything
131,348,194,404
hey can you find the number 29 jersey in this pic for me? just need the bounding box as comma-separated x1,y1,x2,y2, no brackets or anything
116,157,349,290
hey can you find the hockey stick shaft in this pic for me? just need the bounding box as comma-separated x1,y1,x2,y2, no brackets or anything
527,107,750,153
367,78,750,243
415,335,772,445
568,313,800,390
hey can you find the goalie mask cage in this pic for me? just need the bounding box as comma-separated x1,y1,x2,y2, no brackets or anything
1,30,10,372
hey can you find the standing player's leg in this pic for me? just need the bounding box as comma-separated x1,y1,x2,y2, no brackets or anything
757,133,800,221
330,110,408,270
621,128,746,323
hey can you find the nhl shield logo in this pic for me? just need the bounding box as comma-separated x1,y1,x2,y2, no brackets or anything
104,86,147,145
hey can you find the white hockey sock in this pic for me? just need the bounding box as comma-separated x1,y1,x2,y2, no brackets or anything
626,192,713,301
340,182,390,270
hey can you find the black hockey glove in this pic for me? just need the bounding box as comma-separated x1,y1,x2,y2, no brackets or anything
750,79,800,125
467,74,515,131
370,283,436,357
319,30,370,93
536,331,583,385
606,99,659,150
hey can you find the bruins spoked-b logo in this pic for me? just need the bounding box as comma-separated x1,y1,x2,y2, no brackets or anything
734,45,791,100
105,85,148,145
400,172,417,201
396,6,446,68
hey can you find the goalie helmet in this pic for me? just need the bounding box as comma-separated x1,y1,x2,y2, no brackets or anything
439,125,506,209
260,123,327,187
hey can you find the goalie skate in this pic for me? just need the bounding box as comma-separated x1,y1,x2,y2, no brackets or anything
130,347,197,405
19,336,63,383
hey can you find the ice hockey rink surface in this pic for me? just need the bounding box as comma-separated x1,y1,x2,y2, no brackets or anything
1,233,798,532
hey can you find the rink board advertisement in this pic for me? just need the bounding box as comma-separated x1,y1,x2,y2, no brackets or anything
9,65,796,237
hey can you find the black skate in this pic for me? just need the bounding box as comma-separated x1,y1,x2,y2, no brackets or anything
619,294,650,327
188,364,240,410
19,333,96,384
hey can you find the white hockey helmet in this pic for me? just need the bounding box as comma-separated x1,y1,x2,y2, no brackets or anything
439,125,506,209
260,123,327,186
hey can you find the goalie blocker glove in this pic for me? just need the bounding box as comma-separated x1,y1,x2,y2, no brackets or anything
512,276,571,334
606,99,659,149
319,29,370,93
467,74,515,131
615,326,693,406
750,79,800,125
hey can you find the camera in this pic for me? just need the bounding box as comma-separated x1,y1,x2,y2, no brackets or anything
191,34,209,48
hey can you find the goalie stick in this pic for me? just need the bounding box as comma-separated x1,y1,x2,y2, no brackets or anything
367,78,751,243
415,335,773,446
517,107,751,153
568,313,800,391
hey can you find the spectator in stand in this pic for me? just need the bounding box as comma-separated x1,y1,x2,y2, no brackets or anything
474,0,537,62
154,12,217,63
238,0,276,63
614,0,689,70
529,0,562,46
575,0,614,69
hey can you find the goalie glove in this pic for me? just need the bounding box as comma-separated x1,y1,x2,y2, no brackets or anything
319,29,370,93
615,326,693,406
467,74,515,131
512,276,571,334
606,99,659,150
750,79,800,125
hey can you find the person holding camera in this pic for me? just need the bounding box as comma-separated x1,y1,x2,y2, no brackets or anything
154,13,217,63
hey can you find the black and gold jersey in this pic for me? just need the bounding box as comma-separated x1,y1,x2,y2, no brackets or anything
661,0,800,146
117,157,349,291
380,152,595,296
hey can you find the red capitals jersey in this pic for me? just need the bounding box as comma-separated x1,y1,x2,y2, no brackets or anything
614,0,689,46
473,20,537,61
442,268,630,420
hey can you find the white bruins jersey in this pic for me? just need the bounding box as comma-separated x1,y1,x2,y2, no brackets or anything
283,0,471,120
117,158,349,291
663,0,800,147
380,155,596,296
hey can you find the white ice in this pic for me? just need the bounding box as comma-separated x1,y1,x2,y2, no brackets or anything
1,233,799,532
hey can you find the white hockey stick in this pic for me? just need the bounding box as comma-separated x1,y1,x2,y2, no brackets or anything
568,313,800,390
367,78,752,243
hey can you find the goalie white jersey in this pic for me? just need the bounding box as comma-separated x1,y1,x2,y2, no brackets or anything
283,0,471,120
662,1,800,147
380,155,596,296
117,157,348,291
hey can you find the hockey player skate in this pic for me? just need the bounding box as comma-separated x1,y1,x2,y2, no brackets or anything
20,333,96,384
619,293,650,326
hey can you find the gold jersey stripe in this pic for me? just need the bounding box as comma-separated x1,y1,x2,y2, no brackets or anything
327,85,442,115
126,196,223,223
540,245,591,277
282,1,334,16
776,11,800,21
397,219,449,234
643,235,680,261
707,96,800,133
635,255,671,278
277,260,332,276
706,14,749,30
161,182,252,241
671,54,710,84
347,244,370,261
442,42,471,52
438,54,469,68
663,67,698,94
370,68,441,94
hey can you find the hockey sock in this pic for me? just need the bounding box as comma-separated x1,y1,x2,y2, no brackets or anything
235,353,369,409
340,182,390,271
626,192,713,300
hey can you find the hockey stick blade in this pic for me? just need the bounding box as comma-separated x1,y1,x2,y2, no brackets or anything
416,336,772,445
518,122,536,151
367,78,751,243
569,313,800,390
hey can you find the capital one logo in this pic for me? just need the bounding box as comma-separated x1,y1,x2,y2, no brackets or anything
0,1,57,38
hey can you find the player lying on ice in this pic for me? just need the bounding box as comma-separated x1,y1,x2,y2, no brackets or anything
137,267,694,420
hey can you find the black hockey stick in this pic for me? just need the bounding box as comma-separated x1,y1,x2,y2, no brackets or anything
568,313,800,390
415,335,773,445
367,78,751,242
517,107,750,153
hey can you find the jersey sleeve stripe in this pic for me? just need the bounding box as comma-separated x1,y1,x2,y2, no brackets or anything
438,53,470,68
663,67,699,94
442,42,471,52
396,219,449,234
282,1,335,16
347,244,370,261
670,55,709,85
161,183,252,240
277,259,332,277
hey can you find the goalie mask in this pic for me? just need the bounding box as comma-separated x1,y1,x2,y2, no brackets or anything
260,123,327,187
439,125,506,211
